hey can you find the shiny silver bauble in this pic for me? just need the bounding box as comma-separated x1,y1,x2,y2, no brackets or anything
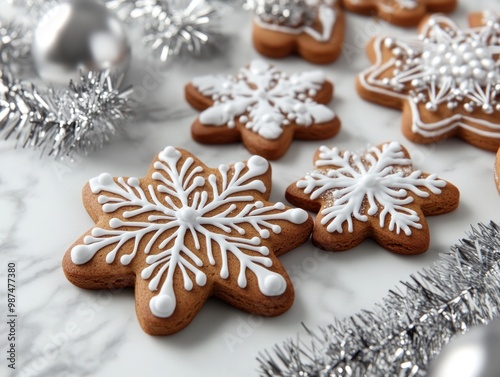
32,0,130,85
428,320,500,377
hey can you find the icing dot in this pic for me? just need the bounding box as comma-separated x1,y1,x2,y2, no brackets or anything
176,207,199,225
239,115,248,123
97,173,113,185
248,155,269,173
260,274,286,296
272,225,281,234
71,245,93,265
149,295,175,318
259,246,269,256
483,104,494,114
83,235,93,244
254,201,264,208
274,202,285,210
247,236,259,245
384,38,394,48
120,254,133,265
162,146,179,158
288,208,308,224
109,218,122,228
91,228,106,237
193,176,205,186
259,229,270,239
97,195,108,204
196,272,207,286
425,102,438,111
127,177,139,187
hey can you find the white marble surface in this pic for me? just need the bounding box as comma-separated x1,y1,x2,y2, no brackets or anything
2,1,500,376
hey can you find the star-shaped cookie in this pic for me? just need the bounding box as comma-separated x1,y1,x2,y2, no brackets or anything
252,0,345,64
286,141,459,254
63,146,313,335
341,0,456,26
357,13,500,151
185,59,341,160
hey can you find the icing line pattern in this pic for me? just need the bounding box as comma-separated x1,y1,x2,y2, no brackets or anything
296,141,446,235
71,146,308,318
192,59,335,140
359,15,500,138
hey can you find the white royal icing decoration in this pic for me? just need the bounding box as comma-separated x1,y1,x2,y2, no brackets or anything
351,0,417,10
358,15,500,138
255,4,337,42
192,59,335,140
296,141,446,235
71,147,308,318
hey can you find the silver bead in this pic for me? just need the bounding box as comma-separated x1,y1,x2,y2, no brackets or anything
32,0,130,85
428,320,500,377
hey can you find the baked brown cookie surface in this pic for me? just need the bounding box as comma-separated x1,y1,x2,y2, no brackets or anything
252,0,345,64
341,0,456,26
185,59,341,160
357,13,500,151
63,146,313,335
286,141,459,254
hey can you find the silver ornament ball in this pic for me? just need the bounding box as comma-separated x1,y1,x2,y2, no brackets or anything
32,0,130,85
428,319,500,377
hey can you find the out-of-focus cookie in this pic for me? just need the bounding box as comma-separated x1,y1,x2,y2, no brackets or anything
341,0,456,26
185,59,341,160
63,146,313,335
286,141,460,254
251,0,345,64
357,13,500,151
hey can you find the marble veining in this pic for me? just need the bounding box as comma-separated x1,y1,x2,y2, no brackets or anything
1,3,500,377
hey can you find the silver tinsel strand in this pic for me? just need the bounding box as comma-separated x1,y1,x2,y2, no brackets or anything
0,18,32,75
106,0,224,63
258,221,500,377
0,69,134,158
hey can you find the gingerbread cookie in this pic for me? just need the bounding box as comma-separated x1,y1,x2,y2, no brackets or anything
63,146,313,335
185,59,341,160
357,13,500,151
286,141,459,254
341,0,456,26
251,0,345,64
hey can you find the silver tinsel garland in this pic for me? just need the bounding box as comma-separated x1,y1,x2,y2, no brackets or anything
0,19,32,75
0,69,134,158
106,0,224,62
258,221,500,377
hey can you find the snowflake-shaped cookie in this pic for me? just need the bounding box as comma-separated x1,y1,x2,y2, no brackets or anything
357,13,500,151
63,146,313,335
341,0,456,26
251,0,346,64
286,141,459,254
185,59,340,160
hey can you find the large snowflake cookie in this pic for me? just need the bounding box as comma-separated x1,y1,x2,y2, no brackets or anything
185,59,341,160
251,0,345,64
341,0,456,26
63,147,313,335
357,13,500,151
286,141,459,254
